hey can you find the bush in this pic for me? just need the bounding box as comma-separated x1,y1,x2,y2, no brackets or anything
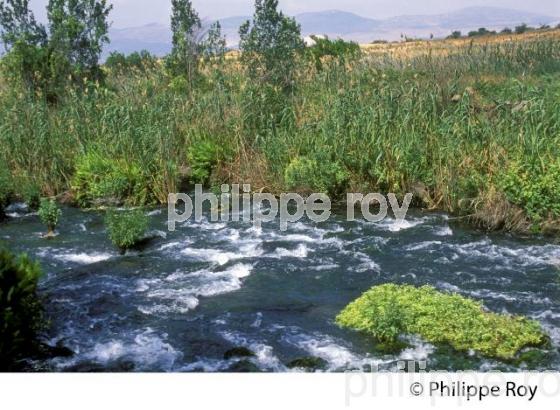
72,152,152,207
0,165,13,220
336,284,546,360
515,24,534,35
105,209,149,253
239,0,304,89
38,199,61,236
105,50,157,73
306,37,361,70
468,27,496,37
21,182,41,211
498,159,560,223
447,31,462,39
284,156,349,198
0,249,44,370
187,141,220,186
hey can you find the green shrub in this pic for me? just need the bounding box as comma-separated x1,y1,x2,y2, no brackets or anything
336,284,546,360
447,31,462,39
284,156,349,198
21,183,41,211
0,249,44,370
0,165,13,219
499,158,560,223
105,209,149,253
515,24,531,35
187,141,220,186
72,152,152,207
168,75,190,93
468,27,496,37
306,37,361,70
38,199,61,236
105,50,157,74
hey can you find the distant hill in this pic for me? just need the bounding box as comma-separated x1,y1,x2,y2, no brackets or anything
104,7,558,57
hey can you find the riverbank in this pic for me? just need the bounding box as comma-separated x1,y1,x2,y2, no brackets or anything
1,30,560,234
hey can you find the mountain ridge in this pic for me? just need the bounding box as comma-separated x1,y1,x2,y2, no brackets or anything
106,6,558,56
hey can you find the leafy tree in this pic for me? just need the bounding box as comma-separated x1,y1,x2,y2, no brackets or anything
239,0,304,89
47,0,112,84
515,23,530,34
0,0,48,92
306,36,360,71
447,30,462,39
168,0,202,82
0,0,46,49
0,0,112,97
106,49,157,73
201,21,226,63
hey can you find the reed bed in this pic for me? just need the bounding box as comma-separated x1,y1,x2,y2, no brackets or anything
1,31,559,232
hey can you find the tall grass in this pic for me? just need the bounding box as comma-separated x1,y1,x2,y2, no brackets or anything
1,35,559,231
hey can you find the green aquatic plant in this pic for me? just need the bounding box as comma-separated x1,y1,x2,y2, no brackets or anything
187,141,220,186
0,249,44,370
284,156,349,198
105,209,149,254
72,151,152,207
499,158,560,223
336,284,547,360
38,198,61,237
21,182,41,211
0,165,13,220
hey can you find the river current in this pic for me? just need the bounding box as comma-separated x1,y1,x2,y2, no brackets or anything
2,203,560,372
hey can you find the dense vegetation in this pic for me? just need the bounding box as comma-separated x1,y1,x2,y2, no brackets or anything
105,209,149,253
0,249,44,370
0,0,559,235
336,284,547,360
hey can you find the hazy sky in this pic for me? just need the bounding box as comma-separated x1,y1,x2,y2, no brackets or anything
29,0,560,28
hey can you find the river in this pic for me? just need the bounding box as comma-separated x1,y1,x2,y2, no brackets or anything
2,203,560,372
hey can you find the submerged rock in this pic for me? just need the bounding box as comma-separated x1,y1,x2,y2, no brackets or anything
226,360,260,373
287,357,328,372
224,347,256,360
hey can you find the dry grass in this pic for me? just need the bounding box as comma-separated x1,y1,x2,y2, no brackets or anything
360,28,560,59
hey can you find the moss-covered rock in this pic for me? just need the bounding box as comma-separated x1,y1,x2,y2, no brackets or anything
336,284,547,360
226,360,261,373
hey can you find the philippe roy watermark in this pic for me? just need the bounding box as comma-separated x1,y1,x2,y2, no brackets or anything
168,184,413,231
345,360,560,406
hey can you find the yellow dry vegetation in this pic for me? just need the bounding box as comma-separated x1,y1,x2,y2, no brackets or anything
360,28,560,59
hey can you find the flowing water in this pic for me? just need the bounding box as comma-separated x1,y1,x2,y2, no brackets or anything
2,203,560,372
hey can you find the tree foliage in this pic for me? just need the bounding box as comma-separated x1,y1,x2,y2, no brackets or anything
0,0,112,98
47,0,112,83
168,0,202,81
239,0,304,89
201,21,226,63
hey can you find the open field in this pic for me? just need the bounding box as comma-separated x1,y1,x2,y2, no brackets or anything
361,28,560,58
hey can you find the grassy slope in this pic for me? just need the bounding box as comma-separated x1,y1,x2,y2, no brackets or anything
0,29,559,233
